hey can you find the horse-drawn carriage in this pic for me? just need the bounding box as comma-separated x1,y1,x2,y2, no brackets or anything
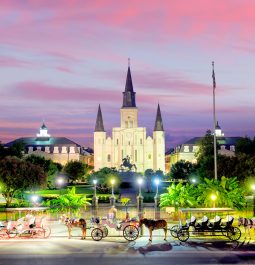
0,216,51,239
171,215,241,242
89,216,140,241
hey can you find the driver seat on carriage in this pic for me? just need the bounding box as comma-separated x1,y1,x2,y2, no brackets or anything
220,215,234,228
185,216,196,227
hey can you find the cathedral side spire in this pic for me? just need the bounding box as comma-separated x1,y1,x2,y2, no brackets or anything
95,104,105,132
154,104,164,131
122,60,136,107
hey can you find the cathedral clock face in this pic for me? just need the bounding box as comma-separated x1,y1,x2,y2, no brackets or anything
126,132,132,138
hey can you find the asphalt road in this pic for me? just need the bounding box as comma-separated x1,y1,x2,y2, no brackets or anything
0,236,254,265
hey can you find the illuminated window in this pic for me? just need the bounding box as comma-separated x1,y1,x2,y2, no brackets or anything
116,139,119,145
230,145,235,151
184,146,189,152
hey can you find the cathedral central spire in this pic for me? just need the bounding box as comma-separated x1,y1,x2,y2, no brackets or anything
95,104,105,132
122,59,136,107
154,104,164,131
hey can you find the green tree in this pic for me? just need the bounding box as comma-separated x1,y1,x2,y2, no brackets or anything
0,157,47,206
236,136,255,156
144,169,154,193
43,186,90,215
25,155,59,176
88,167,120,193
25,155,61,189
195,130,220,179
64,161,89,184
168,160,196,180
197,176,246,209
0,142,24,159
160,182,198,210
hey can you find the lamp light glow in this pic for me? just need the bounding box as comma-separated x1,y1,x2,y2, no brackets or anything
211,194,217,201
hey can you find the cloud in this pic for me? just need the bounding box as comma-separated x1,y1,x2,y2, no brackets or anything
0,56,31,68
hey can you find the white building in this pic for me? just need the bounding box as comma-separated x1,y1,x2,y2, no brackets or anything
94,65,165,173
166,123,241,172
5,122,82,166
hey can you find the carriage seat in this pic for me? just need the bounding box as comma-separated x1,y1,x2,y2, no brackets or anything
184,216,196,228
220,215,234,228
208,215,221,229
195,216,209,229
91,217,100,224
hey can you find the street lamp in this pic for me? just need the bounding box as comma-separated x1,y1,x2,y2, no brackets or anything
111,179,115,196
56,177,64,195
252,184,255,216
110,179,116,206
93,179,97,197
211,194,217,208
191,178,196,184
31,195,39,207
154,178,160,196
137,178,143,197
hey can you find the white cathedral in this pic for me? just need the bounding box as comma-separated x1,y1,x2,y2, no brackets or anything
93,65,165,173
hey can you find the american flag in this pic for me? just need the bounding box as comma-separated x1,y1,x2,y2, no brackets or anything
212,61,216,89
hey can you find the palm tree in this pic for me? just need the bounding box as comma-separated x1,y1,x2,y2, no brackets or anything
44,187,90,216
197,176,245,209
160,182,198,210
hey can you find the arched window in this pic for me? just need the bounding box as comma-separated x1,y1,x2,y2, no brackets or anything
107,154,111,162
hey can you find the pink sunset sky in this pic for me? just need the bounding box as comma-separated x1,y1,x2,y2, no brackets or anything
1,0,255,149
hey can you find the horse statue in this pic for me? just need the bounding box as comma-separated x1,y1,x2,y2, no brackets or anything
139,218,167,242
120,156,137,172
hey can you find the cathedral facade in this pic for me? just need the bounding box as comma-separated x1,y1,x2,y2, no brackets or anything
93,65,165,173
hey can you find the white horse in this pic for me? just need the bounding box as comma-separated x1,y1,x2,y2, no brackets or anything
238,217,255,239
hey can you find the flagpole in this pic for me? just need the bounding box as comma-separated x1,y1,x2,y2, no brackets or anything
212,61,218,180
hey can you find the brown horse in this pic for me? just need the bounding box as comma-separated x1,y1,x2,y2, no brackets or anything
139,218,167,242
60,215,86,239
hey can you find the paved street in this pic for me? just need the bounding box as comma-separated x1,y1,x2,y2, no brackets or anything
0,222,254,265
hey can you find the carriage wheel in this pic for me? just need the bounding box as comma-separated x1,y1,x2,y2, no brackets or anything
91,228,103,241
43,226,51,238
177,229,189,242
0,228,9,239
170,225,179,238
227,227,241,241
7,228,18,238
31,228,44,239
101,226,108,238
123,225,139,241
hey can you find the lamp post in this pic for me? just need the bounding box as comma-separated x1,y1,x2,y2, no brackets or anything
137,178,144,220
56,177,64,195
191,178,196,184
92,179,98,216
154,178,160,219
252,184,255,217
110,179,116,206
211,194,217,209
31,195,39,207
